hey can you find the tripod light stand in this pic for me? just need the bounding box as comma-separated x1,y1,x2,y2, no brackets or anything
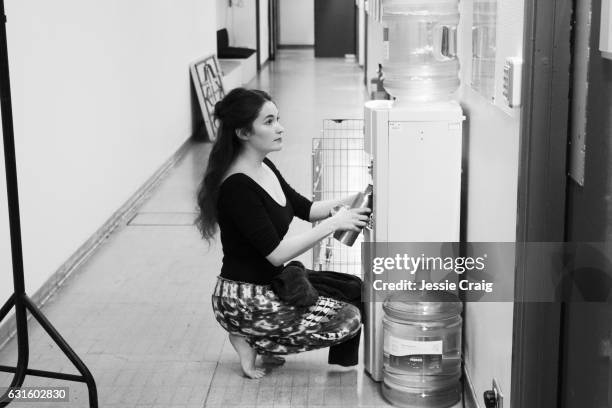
0,2,98,406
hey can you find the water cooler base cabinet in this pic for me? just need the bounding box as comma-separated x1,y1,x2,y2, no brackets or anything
362,100,464,382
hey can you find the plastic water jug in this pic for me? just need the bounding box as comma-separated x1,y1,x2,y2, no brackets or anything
382,0,461,103
382,291,462,407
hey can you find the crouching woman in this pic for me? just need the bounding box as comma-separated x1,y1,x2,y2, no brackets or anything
195,88,370,378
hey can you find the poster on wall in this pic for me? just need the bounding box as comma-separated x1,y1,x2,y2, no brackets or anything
190,55,225,141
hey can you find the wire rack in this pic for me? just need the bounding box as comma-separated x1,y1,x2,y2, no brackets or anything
312,119,370,276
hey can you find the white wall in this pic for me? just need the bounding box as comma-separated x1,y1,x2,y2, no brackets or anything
279,0,314,45
217,1,259,53
231,1,257,49
259,0,270,65
0,0,216,317
365,14,384,87
458,1,525,406
219,0,269,66
217,0,229,30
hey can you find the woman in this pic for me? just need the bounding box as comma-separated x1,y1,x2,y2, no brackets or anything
196,88,370,379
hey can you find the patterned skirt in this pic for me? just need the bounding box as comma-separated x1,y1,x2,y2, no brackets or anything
211,275,362,355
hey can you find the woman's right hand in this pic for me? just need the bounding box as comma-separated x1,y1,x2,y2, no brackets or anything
331,206,371,232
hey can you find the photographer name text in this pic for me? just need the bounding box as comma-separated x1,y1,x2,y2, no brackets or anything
371,279,493,293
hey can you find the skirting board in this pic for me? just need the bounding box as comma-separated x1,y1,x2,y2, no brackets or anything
259,58,271,72
463,366,483,408
0,137,195,351
277,44,314,49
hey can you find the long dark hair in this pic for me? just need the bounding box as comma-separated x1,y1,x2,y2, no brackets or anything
195,87,273,243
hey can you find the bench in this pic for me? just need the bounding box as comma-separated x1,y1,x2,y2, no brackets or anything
218,60,242,91
217,28,257,86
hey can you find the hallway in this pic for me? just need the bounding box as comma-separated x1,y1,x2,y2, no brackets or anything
0,50,393,407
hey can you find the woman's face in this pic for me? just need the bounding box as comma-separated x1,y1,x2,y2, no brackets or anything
242,101,284,154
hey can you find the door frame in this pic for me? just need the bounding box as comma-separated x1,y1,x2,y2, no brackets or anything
512,0,572,406
269,0,277,61
256,0,261,70
256,0,275,67
364,13,368,86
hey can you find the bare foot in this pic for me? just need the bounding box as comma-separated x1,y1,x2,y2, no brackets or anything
228,334,266,379
260,355,286,365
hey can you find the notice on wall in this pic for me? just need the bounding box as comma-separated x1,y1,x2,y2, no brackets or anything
190,54,225,141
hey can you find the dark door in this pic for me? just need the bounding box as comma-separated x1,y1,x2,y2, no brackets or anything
559,0,612,406
511,0,571,406
514,0,612,406
314,0,356,57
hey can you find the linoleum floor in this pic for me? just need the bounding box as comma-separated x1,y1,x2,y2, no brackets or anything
0,50,405,407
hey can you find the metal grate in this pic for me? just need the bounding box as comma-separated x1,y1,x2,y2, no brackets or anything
312,119,369,276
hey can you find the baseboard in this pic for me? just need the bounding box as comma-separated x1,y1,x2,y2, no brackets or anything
0,136,195,351
277,44,314,49
259,58,271,71
463,367,482,408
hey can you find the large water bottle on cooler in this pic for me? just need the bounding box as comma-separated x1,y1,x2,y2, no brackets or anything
382,0,460,102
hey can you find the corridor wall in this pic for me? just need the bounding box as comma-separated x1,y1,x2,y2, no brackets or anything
217,0,228,30
365,12,384,91
216,0,259,52
457,1,526,407
279,0,314,46
0,0,215,324
230,0,258,50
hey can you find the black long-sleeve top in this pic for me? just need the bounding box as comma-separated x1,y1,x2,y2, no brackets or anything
217,157,313,284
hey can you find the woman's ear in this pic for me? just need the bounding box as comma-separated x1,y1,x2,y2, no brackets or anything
235,128,250,141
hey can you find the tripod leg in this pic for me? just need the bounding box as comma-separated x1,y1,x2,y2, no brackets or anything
0,295,29,408
0,294,15,321
23,296,98,408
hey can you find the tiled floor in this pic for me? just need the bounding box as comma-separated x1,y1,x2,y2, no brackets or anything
0,50,402,407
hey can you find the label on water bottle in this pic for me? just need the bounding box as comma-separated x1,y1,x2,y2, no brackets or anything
384,334,443,356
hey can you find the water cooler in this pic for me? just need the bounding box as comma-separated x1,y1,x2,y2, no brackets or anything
362,0,464,383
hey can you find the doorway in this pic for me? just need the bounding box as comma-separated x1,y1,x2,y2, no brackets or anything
512,0,612,406
557,0,612,405
314,0,356,57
